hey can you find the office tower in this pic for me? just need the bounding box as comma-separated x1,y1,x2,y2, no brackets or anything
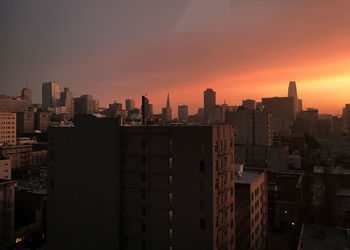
261,97,294,135
60,88,74,115
16,111,34,135
235,107,272,146
0,180,16,245
332,116,347,135
73,95,98,114
235,168,267,250
34,112,51,131
109,102,122,111
0,113,16,145
125,99,135,111
204,88,216,122
21,88,32,107
48,115,235,250
288,81,298,116
0,156,11,180
342,104,350,133
242,99,256,110
208,105,225,123
178,105,189,121
162,93,172,121
42,82,60,111
141,96,152,125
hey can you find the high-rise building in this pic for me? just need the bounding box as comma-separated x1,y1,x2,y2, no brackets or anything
204,88,216,122
34,112,51,131
235,168,267,250
125,99,135,111
21,88,32,107
297,99,303,112
288,81,298,116
0,180,16,245
141,96,152,124
73,95,98,114
0,112,16,146
16,111,34,135
178,105,188,121
48,115,235,250
262,97,294,135
59,88,74,115
235,107,272,146
242,99,256,110
42,82,60,111
208,105,225,123
162,93,172,121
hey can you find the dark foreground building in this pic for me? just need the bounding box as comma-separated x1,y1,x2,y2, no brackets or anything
48,115,235,250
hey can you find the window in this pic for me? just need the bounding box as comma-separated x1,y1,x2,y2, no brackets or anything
200,199,205,211
141,223,147,233
200,161,205,172
169,228,173,239
169,139,173,151
141,189,147,199
200,218,206,230
231,219,233,229
169,192,173,204
169,157,173,169
141,172,147,182
169,210,173,223
141,239,147,250
230,187,233,197
141,155,147,165
230,203,233,212
169,175,173,187
141,206,147,216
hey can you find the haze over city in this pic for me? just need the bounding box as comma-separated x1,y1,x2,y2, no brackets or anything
2,0,350,115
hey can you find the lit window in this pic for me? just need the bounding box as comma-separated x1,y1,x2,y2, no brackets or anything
169,175,173,187
169,157,173,169
169,228,173,239
169,192,173,204
169,210,173,223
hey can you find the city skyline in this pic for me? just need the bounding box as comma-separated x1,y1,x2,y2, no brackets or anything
1,1,350,115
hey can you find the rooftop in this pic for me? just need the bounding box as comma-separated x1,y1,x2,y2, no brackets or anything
298,223,350,250
235,169,265,184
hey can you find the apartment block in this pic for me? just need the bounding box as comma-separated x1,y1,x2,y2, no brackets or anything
235,168,267,250
48,115,235,250
0,112,16,145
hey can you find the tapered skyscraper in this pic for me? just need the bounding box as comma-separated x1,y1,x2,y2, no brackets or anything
162,93,172,121
288,81,298,116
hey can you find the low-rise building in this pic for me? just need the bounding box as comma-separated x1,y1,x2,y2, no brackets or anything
0,156,11,180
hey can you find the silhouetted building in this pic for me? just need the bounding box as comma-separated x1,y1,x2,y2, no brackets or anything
48,115,235,250
161,93,172,121
242,99,256,110
125,99,135,112
262,97,294,135
288,81,298,116
59,88,74,115
235,167,267,250
21,88,32,107
204,88,216,122
0,180,16,247
0,89,31,113
178,105,188,122
42,82,60,111
342,104,350,134
0,112,16,145
34,112,51,131
16,111,34,135
208,105,225,123
141,96,153,125
0,156,11,180
297,99,303,112
73,95,98,114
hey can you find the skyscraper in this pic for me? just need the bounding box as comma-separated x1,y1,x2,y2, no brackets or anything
21,88,32,107
141,96,152,124
204,88,216,122
125,99,135,111
178,105,188,121
162,93,172,121
42,82,60,111
73,95,98,114
60,88,74,115
288,81,298,116
242,99,256,110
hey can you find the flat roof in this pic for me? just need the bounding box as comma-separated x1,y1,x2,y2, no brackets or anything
235,169,265,184
298,223,350,250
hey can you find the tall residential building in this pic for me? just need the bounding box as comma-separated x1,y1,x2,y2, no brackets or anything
235,107,272,146
0,112,16,145
59,88,74,115
262,97,294,135
21,88,32,107
288,81,298,116
125,99,136,111
204,89,216,122
0,180,16,246
73,95,98,114
16,111,34,135
42,82,60,111
162,93,172,121
242,99,256,110
235,168,267,250
178,105,188,121
48,115,235,250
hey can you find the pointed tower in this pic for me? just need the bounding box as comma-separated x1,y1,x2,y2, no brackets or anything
166,93,171,108
162,93,172,121
288,81,298,116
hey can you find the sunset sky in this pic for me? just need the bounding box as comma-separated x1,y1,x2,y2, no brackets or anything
1,0,350,116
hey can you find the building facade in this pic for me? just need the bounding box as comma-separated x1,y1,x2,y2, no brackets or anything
178,105,188,122
0,112,16,146
42,82,60,111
